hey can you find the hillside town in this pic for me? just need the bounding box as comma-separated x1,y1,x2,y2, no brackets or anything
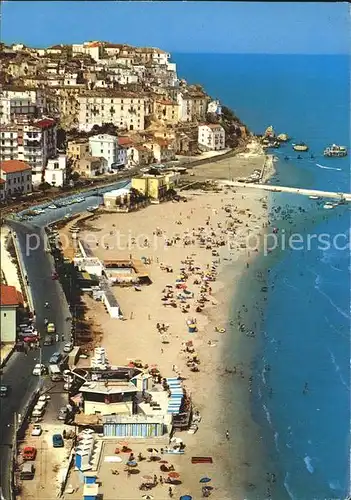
0,41,247,201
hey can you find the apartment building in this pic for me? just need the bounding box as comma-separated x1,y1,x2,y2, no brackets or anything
0,118,57,182
154,99,180,124
0,88,47,124
0,160,32,198
89,134,118,169
198,124,226,151
77,91,147,132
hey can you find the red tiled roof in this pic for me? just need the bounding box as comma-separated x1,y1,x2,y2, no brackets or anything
34,118,56,128
0,160,31,174
0,285,22,307
118,137,133,146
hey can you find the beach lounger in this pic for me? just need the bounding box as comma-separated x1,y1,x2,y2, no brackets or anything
191,457,213,464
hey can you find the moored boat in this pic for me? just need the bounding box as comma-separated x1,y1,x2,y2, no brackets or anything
277,133,289,142
293,142,309,152
309,195,320,200
323,144,347,157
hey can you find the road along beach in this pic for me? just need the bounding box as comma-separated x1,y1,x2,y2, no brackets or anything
61,181,273,499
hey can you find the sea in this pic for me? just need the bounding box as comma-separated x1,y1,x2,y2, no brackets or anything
175,53,350,499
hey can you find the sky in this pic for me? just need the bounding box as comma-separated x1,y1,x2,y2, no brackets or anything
1,1,350,54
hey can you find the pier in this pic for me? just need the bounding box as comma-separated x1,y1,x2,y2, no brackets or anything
220,180,351,202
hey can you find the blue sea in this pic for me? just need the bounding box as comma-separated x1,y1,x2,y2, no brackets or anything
175,53,350,499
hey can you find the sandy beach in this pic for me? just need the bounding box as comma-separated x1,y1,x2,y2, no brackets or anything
60,177,273,499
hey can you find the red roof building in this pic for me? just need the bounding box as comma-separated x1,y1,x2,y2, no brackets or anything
0,160,31,174
33,118,56,129
0,285,23,307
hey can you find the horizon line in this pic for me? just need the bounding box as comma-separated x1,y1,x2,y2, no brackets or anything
1,41,349,57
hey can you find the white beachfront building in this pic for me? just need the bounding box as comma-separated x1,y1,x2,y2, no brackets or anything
198,124,226,151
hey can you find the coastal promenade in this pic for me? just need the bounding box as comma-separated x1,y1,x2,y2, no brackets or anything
220,180,351,201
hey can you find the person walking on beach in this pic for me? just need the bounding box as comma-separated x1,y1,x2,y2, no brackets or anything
225,430,230,440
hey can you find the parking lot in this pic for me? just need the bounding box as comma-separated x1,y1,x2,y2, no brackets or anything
16,383,75,499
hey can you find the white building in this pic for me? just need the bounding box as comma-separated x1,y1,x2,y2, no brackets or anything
0,89,47,124
77,91,147,132
72,41,102,61
0,160,32,197
89,134,118,169
44,155,67,187
198,124,226,151
207,100,222,116
0,118,57,184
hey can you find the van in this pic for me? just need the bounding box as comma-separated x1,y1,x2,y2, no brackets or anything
20,461,35,480
49,364,63,381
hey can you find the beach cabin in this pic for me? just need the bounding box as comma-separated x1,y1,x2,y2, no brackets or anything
79,379,138,416
102,414,167,438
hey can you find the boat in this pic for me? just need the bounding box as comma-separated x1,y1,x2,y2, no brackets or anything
309,195,320,200
75,196,84,203
323,144,347,157
86,205,99,212
48,204,57,210
277,133,289,142
323,203,334,209
293,143,309,152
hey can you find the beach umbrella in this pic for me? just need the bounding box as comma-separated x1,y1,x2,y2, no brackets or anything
199,477,211,483
142,495,154,500
141,475,153,482
168,472,180,479
180,496,192,500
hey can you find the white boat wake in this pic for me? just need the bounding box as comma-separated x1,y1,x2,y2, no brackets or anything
316,163,342,171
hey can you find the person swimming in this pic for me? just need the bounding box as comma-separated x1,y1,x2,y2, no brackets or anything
303,382,309,394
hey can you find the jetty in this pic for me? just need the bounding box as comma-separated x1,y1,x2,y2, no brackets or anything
219,180,351,202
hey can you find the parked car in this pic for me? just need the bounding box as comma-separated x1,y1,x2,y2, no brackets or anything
49,352,61,365
63,343,73,353
52,434,64,448
20,462,35,480
32,364,46,376
0,385,9,397
22,446,37,461
31,425,42,437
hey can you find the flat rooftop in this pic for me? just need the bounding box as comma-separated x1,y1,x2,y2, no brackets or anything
80,380,138,395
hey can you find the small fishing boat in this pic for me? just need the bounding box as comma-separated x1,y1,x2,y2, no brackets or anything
86,205,99,212
323,144,347,157
323,203,334,209
277,133,289,142
309,195,320,200
48,204,57,210
293,142,309,152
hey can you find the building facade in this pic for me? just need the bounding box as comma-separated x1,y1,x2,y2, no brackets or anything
44,155,67,187
89,134,118,169
0,284,23,343
0,160,32,197
198,124,226,151
0,118,57,182
77,91,147,132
